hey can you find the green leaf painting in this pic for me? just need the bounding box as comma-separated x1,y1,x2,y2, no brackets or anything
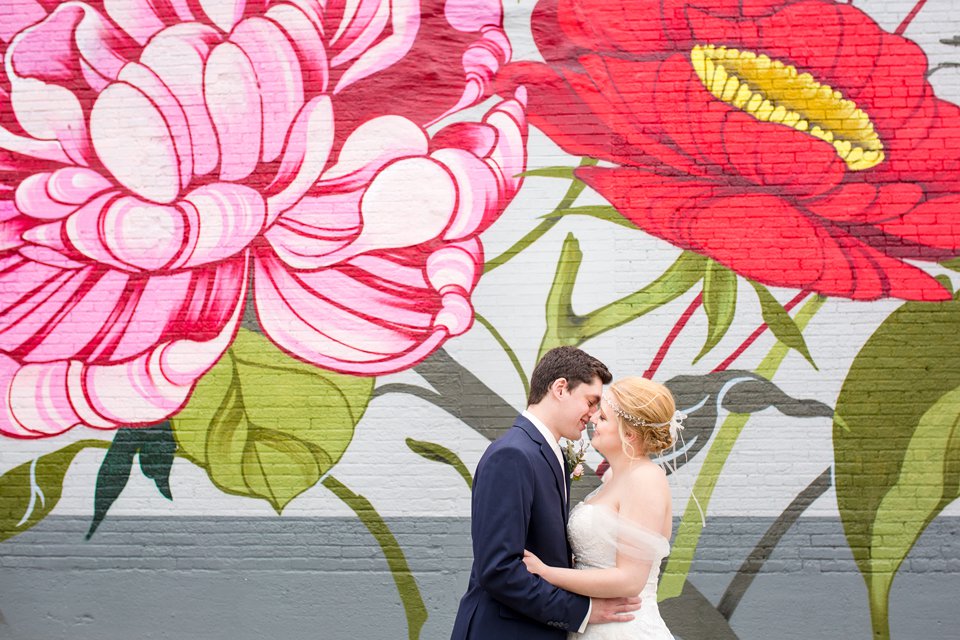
405,438,473,488
834,291,960,639
0,441,108,542
87,423,176,539
172,328,375,513
694,261,738,363
539,234,705,359
749,281,817,369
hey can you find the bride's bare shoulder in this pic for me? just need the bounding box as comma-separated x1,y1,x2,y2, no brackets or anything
626,462,668,487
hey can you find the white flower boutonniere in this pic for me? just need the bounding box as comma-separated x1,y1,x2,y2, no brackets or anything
563,439,589,481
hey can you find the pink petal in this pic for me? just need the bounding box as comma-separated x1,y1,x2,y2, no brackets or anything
0,264,100,355
349,157,456,253
204,41,263,182
199,0,248,33
20,269,128,363
117,62,194,194
333,0,419,93
8,4,133,166
265,96,334,221
264,1,329,95
230,17,305,164
139,23,223,177
318,115,428,191
266,190,360,269
430,148,498,241
479,91,527,202
0,255,247,436
254,249,450,374
172,183,266,270
103,0,168,45
99,198,186,271
90,83,181,204
0,0,47,43
330,0,391,76
2,360,84,437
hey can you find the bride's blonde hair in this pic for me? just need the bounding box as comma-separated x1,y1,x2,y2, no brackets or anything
606,377,676,458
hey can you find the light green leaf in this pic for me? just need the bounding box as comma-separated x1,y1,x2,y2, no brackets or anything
540,205,637,229
694,261,738,363
749,281,817,369
515,166,581,180
538,235,705,360
406,438,473,489
834,290,960,639
0,441,108,542
172,328,374,513
323,476,427,640
941,257,960,273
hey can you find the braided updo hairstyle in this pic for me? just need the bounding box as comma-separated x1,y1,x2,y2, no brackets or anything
607,377,676,458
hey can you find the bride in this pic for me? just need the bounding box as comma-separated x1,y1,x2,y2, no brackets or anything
522,376,679,640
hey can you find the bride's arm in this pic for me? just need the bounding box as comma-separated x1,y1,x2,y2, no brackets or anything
524,467,670,599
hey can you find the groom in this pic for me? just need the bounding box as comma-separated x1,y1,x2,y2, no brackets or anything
451,346,641,638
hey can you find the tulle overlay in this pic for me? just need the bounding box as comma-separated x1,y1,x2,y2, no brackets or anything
567,502,674,640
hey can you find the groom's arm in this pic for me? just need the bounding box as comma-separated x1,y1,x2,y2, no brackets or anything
472,445,590,630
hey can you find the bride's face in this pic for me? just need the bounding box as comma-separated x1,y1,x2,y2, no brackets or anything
588,399,623,456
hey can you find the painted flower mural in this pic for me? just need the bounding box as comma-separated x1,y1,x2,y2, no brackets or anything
0,0,527,438
502,0,960,301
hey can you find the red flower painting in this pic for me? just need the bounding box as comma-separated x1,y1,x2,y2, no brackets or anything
502,0,960,301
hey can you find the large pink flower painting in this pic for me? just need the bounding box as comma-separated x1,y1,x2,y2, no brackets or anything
0,0,527,438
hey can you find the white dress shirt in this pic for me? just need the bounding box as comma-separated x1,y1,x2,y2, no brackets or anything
521,410,591,632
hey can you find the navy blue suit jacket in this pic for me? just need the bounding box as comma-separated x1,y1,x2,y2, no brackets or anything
451,415,590,639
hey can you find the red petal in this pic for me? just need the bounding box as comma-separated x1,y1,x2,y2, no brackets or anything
875,194,960,255
496,61,639,165
579,165,949,300
575,54,712,174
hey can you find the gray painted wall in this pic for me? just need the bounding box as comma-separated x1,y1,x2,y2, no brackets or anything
2,516,958,639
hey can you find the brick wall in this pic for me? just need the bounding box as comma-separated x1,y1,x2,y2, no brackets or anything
2,1,960,639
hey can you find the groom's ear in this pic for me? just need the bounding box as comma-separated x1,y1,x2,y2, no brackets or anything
551,377,569,398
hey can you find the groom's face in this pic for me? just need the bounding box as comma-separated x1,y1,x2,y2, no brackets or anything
557,377,603,440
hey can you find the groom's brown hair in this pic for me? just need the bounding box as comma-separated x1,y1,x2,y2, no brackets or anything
527,346,611,405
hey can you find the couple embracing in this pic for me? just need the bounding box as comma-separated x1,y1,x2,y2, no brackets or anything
452,346,680,640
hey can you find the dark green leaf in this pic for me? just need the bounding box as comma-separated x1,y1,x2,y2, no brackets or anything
87,433,136,539
138,422,176,500
0,441,108,542
87,423,176,539
538,236,705,359
540,205,637,229
834,291,960,638
749,281,817,369
172,328,374,513
694,261,738,363
405,438,472,488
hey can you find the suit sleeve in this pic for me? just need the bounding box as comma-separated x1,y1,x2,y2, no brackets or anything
472,444,590,629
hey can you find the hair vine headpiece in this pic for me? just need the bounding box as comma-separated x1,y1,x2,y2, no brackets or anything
603,391,686,440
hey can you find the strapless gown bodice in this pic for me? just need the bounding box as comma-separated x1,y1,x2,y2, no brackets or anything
566,502,674,640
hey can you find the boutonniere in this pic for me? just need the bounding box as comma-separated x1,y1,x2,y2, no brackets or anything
562,439,589,481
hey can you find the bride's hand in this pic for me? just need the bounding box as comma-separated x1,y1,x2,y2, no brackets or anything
522,549,547,576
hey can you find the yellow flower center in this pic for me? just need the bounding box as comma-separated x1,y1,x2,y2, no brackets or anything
690,44,884,171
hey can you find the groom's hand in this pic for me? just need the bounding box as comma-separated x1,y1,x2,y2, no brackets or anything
589,596,642,624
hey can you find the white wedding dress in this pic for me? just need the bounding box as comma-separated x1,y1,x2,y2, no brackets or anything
567,500,675,639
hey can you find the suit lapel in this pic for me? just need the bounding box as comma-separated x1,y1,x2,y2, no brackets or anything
516,416,574,566
516,418,567,512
